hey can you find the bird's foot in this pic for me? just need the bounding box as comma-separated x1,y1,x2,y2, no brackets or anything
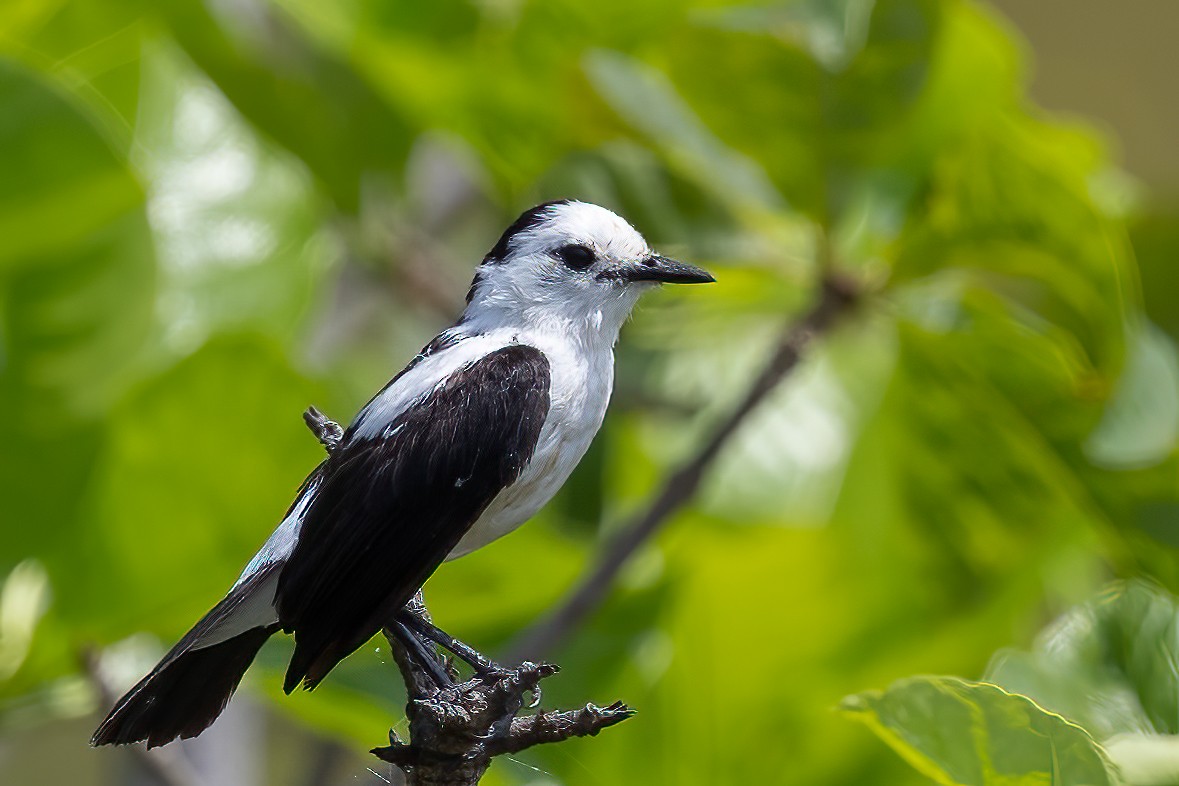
392,597,549,707
372,660,632,777
378,604,632,779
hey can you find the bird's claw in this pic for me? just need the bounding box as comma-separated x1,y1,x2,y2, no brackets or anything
526,683,542,709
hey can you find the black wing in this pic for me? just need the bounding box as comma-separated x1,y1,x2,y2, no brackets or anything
276,345,551,691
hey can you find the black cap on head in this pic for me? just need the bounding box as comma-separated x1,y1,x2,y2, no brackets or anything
483,200,573,264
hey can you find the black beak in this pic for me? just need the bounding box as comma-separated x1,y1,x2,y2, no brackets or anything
603,255,715,285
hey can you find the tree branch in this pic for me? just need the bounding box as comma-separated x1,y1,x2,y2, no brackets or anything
303,405,343,452
372,632,632,786
505,273,861,661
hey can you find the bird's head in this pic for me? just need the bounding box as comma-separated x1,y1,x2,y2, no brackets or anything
461,200,713,339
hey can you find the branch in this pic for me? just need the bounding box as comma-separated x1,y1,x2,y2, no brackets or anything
506,273,861,661
303,405,343,452
488,701,634,756
372,624,632,785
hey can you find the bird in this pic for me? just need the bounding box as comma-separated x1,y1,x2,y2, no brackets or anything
91,199,714,749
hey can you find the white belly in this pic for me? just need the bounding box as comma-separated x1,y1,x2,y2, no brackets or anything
447,332,614,559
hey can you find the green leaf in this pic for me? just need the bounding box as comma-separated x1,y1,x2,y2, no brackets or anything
666,0,941,218
0,59,142,272
0,562,50,682
1085,324,1179,469
584,49,783,213
0,58,155,567
699,0,878,73
987,580,1179,741
0,0,146,151
158,0,413,209
133,45,329,346
842,676,1123,786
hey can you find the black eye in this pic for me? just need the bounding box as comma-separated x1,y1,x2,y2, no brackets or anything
554,244,595,271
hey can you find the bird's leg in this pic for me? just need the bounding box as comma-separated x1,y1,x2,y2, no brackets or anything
385,619,454,689
396,595,545,708
397,610,502,675
396,591,505,676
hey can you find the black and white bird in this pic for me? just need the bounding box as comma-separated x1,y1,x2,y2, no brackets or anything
91,199,713,749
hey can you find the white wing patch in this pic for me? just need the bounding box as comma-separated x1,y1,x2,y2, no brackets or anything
352,334,513,439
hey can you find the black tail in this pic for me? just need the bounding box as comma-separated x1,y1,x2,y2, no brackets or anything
91,563,283,748
91,624,278,748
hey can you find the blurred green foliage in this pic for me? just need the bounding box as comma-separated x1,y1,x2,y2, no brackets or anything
2,0,1178,784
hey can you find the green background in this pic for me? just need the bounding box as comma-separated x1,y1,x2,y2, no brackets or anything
2,0,1178,784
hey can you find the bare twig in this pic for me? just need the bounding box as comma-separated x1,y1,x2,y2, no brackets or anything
487,701,634,756
81,649,204,786
506,273,861,661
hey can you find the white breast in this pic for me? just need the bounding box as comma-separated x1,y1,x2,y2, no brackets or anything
446,328,615,559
